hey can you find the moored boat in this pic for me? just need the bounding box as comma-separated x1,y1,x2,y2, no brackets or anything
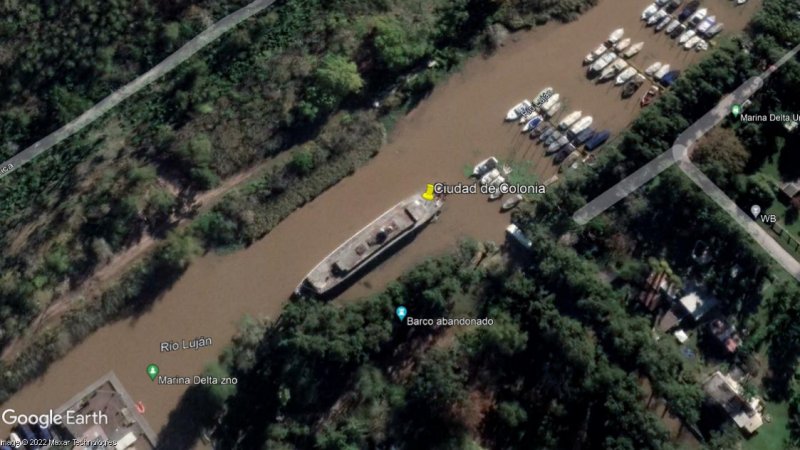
472,157,498,177
697,15,716,34
659,70,681,86
544,101,562,118
534,87,555,105
539,127,557,143
640,85,660,107
589,51,618,74
558,111,582,130
501,194,523,211
645,62,663,76
539,93,560,112
608,28,624,44
683,35,701,50
615,67,638,86
622,74,646,98
521,116,542,133
585,130,611,151
655,15,672,31
506,100,532,121
665,18,681,33
480,168,500,185
599,59,628,82
670,23,687,38
678,0,700,22
547,135,570,154
568,116,593,135
704,22,724,38
678,29,696,44
573,128,596,146
544,130,562,146
642,3,659,20
615,38,632,52
688,8,707,26
654,64,671,80
488,176,506,201
647,10,667,26
584,44,608,64
623,41,644,58
695,39,708,51
530,123,551,139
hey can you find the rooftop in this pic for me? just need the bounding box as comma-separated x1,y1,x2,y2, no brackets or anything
55,372,157,449
703,371,763,434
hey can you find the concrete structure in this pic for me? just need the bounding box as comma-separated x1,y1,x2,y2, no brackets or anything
780,180,800,199
55,372,157,449
678,291,717,321
703,371,764,434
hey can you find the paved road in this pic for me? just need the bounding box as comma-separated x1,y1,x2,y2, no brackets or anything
574,43,800,281
680,160,800,280
0,0,277,181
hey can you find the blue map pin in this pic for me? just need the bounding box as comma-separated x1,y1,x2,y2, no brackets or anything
395,306,408,321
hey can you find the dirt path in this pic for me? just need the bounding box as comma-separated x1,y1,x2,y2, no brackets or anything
0,158,276,361
0,0,277,181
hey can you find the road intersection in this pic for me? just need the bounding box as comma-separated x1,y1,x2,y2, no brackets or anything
574,43,800,281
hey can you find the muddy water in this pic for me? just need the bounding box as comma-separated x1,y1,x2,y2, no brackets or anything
0,0,761,444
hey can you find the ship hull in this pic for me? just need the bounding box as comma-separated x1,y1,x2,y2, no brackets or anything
296,193,443,297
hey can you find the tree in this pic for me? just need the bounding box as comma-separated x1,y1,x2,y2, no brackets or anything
735,174,776,211
155,231,202,272
302,55,363,118
692,127,750,188
289,149,315,176
373,17,430,72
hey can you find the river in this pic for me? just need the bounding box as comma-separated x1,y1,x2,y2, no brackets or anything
0,0,761,445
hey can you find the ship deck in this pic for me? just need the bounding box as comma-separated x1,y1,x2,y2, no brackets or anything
305,196,441,294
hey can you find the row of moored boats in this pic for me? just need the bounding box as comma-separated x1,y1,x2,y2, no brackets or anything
642,0,725,52
506,88,612,163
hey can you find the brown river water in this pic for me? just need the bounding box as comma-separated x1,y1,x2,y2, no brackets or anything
1,0,760,445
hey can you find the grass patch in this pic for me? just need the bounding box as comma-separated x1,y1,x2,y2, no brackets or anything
742,400,790,450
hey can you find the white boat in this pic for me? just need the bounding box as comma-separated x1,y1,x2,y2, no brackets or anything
534,87,555,105
645,62,663,76
705,22,724,38
623,41,644,58
737,0,747,4
655,15,672,31
544,101,562,117
472,157,498,177
665,19,681,34
615,67,639,85
558,111,582,130
654,64,671,80
647,10,668,26
501,194,523,211
684,35,701,50
695,39,709,51
697,16,716,34
642,3,658,20
608,28,624,44
688,8,708,25
488,176,506,200
506,100,532,121
678,29,696,44
589,51,618,73
540,93,560,112
519,106,539,123
599,59,627,81
480,168,500,186
584,44,608,64
615,38,632,52
569,116,593,134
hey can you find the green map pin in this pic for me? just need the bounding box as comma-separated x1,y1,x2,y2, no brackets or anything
147,364,159,381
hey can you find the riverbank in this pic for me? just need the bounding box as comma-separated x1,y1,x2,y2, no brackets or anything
0,0,763,442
